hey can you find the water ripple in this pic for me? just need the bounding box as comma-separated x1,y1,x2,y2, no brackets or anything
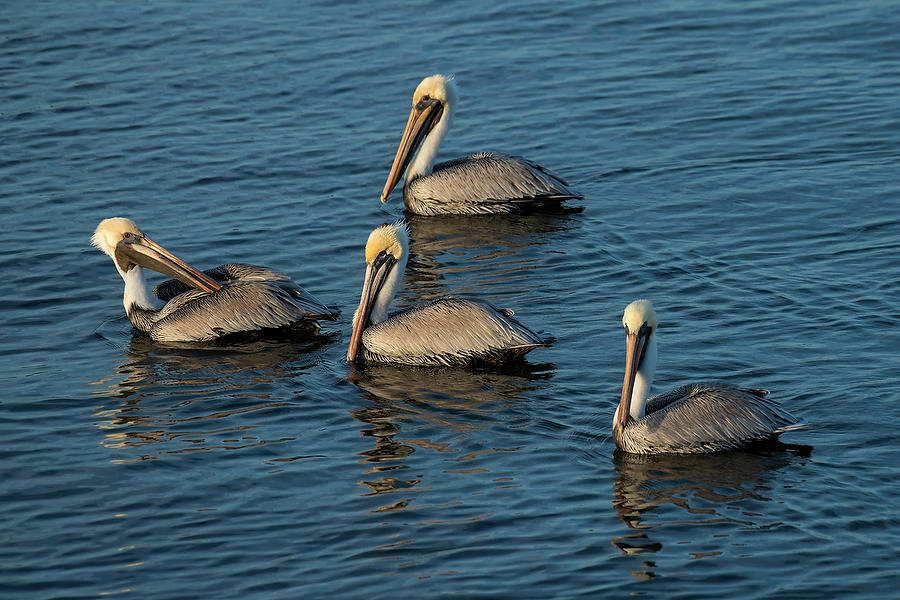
2,0,900,598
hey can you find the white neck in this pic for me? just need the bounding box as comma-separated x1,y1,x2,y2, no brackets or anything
121,266,163,313
629,336,657,420
406,102,452,182
368,250,408,324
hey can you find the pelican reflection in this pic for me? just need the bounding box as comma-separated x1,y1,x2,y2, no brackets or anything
348,362,553,510
403,212,578,301
90,333,337,461
610,446,811,569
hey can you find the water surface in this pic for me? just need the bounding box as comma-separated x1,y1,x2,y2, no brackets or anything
2,1,899,598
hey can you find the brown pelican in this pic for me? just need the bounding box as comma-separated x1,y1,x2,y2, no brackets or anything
346,222,553,366
380,74,582,216
92,218,338,342
613,299,806,454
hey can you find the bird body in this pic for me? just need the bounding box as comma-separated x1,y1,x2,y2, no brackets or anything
347,222,552,366
612,299,805,454
357,295,550,366
92,218,337,343
381,75,581,215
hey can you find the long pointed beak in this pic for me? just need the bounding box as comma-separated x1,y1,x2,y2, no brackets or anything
380,99,443,202
347,254,395,362
617,329,648,431
115,236,221,294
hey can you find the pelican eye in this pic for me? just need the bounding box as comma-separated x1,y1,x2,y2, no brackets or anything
415,95,435,110
373,249,396,269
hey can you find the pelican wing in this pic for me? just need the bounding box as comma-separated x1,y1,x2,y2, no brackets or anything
149,280,338,342
625,382,806,454
362,296,553,366
408,152,582,215
154,263,293,300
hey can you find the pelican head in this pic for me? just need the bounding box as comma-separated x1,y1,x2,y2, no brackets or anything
347,221,410,361
615,299,660,432
91,217,144,265
381,74,457,202
93,217,221,312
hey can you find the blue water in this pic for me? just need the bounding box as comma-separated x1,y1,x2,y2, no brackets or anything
2,1,900,598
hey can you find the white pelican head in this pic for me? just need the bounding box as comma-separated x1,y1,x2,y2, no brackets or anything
347,221,410,361
92,217,143,265
615,299,659,431
92,217,221,313
381,74,457,202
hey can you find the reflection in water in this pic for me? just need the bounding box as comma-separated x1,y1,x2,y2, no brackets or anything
347,362,553,511
90,329,338,462
610,446,811,579
403,212,578,301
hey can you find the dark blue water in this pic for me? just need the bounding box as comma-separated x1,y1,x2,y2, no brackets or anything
3,1,899,598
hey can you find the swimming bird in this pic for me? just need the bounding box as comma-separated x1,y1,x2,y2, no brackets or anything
613,299,806,454
92,218,338,342
346,222,553,366
380,74,581,216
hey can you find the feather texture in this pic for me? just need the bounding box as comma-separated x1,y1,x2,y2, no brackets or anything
614,382,807,454
360,296,553,366
404,152,581,215
154,263,291,299
144,263,337,342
